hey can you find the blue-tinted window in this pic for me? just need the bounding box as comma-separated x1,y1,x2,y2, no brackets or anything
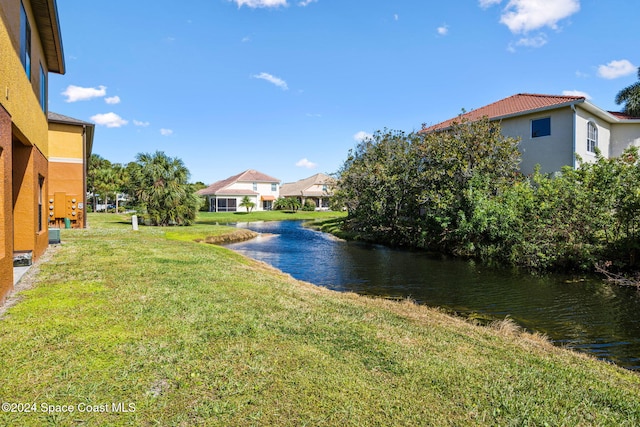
271,183,277,191
531,117,551,138
40,65,47,112
20,2,31,79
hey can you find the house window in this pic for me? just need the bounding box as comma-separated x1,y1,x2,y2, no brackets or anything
253,182,257,191
587,121,598,153
531,117,550,138
39,64,47,112
38,175,44,232
20,2,31,79
216,198,237,212
271,183,277,191
322,184,327,192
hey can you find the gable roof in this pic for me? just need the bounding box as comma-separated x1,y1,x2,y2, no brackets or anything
197,169,280,196
280,173,335,197
421,93,640,133
421,94,586,133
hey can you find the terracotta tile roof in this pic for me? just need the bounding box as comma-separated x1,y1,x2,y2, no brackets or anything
196,169,280,196
280,173,336,197
235,169,280,183
420,93,586,132
609,111,640,120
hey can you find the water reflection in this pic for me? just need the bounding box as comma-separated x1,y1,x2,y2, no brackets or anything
226,220,640,370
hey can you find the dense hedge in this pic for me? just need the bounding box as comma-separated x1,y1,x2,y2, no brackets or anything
336,119,640,272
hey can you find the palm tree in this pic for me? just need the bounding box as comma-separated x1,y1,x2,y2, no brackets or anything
615,67,640,117
87,154,111,211
274,197,301,212
131,151,201,226
94,166,118,213
239,196,255,213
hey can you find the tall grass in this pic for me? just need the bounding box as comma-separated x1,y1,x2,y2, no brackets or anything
0,213,638,426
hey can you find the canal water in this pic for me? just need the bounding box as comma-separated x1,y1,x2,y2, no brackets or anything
225,220,640,370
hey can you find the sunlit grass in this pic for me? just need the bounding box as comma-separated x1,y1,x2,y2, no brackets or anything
0,213,638,425
196,209,347,225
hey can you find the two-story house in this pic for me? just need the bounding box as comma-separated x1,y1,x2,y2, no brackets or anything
197,169,281,212
47,111,95,229
0,0,65,303
421,93,640,175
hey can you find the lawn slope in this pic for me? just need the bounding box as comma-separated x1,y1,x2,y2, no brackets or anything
0,214,639,426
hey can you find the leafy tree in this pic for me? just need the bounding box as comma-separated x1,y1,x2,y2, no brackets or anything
240,196,256,213
130,151,201,226
336,119,522,249
412,118,521,252
615,67,640,117
335,129,423,244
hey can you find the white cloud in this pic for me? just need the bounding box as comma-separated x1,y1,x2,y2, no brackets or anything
298,0,316,5
597,59,637,80
295,158,317,169
353,131,373,142
133,120,150,127
495,0,580,34
90,112,128,128
232,0,287,8
253,72,289,90
394,14,399,21
512,33,548,49
160,128,174,136
437,25,449,36
105,96,121,105
242,35,251,42
562,90,591,99
62,85,107,102
479,0,502,8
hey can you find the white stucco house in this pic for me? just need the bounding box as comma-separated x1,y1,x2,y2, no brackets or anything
421,93,640,175
197,169,280,212
279,173,336,210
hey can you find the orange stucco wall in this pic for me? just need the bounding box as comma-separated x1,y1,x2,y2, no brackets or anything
49,162,83,195
12,138,48,261
0,104,12,303
48,122,87,228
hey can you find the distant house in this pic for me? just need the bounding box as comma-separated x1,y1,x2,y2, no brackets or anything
47,112,95,229
197,169,280,212
421,93,640,175
279,173,336,210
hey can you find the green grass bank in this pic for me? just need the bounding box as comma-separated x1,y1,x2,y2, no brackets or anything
0,213,639,426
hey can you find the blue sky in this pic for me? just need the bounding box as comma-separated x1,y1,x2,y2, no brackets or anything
48,0,639,185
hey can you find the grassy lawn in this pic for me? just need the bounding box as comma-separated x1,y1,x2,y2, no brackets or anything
0,213,639,426
196,209,347,224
